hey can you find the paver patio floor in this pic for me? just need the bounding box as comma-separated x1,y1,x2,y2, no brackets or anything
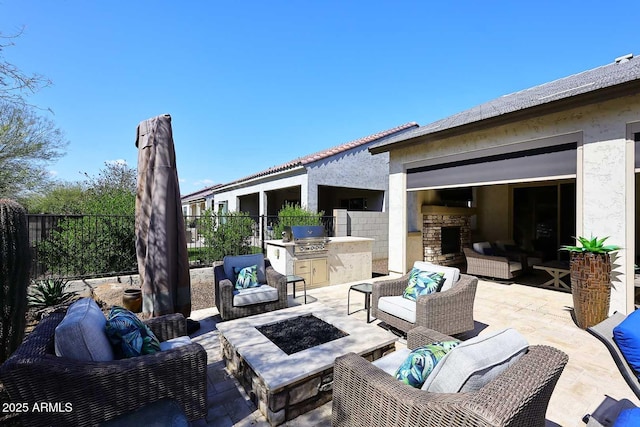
188,276,639,427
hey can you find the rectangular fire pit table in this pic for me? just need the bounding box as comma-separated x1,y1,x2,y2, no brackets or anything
218,303,397,426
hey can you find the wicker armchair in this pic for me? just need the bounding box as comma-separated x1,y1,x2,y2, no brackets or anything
371,272,477,336
332,327,569,427
463,247,524,280
0,310,207,427
213,254,288,321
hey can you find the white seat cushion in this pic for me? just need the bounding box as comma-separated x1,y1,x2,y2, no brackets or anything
159,336,192,351
54,298,114,361
371,348,412,376
422,328,528,393
233,284,279,307
378,296,416,323
413,261,460,291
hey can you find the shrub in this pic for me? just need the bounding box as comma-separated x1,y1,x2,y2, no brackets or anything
197,210,256,263
272,203,324,237
28,277,76,308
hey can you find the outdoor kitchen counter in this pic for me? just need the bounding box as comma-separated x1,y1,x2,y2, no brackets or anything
265,236,374,287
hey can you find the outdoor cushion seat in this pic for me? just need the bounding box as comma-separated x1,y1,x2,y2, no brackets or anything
332,326,569,427
377,296,416,323
372,261,478,336
371,347,412,375
214,253,288,320
233,284,279,306
54,297,115,361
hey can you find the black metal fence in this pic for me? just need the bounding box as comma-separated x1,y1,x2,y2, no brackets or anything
27,213,335,280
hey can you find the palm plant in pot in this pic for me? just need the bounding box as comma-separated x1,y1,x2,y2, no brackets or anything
561,236,621,329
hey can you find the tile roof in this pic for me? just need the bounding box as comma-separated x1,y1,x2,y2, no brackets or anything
181,185,220,202
214,122,418,189
370,54,640,152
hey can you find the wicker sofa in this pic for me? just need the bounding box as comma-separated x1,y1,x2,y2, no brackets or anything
332,326,569,427
0,310,208,426
213,253,288,321
372,263,478,336
463,247,524,280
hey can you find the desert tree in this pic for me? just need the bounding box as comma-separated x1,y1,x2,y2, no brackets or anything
0,103,67,199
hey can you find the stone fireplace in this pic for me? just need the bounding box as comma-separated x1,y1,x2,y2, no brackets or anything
422,205,475,266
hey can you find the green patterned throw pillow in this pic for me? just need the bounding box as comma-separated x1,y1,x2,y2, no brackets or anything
234,264,259,290
105,306,161,358
402,268,445,301
395,340,460,388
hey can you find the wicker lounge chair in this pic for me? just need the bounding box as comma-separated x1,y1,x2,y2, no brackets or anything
213,253,288,320
0,310,207,427
371,268,477,336
332,326,569,427
587,312,640,399
463,247,524,280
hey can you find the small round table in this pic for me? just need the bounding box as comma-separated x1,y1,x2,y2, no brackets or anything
347,283,375,323
286,274,307,304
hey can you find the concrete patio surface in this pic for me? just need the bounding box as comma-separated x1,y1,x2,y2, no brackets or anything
188,276,640,427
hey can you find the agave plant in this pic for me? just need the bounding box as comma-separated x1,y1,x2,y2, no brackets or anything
560,235,621,254
29,278,76,308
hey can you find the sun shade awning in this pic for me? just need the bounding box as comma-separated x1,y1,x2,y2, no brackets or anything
407,142,577,190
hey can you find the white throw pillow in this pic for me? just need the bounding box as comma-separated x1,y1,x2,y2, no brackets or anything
422,328,528,393
472,241,492,254
55,298,114,361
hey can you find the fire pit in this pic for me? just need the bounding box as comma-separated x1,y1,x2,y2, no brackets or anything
257,315,348,355
218,304,397,426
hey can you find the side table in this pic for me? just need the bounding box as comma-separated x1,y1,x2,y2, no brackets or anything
347,283,375,323
286,274,307,304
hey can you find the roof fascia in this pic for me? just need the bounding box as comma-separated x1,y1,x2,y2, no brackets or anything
369,79,640,154
212,165,306,194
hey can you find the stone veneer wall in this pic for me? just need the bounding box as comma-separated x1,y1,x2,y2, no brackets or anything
423,214,471,266
221,334,395,426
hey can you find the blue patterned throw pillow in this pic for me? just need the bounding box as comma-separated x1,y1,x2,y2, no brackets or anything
234,264,259,290
402,268,446,301
105,306,161,358
395,340,460,388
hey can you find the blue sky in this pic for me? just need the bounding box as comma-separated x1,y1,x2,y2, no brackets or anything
1,1,638,194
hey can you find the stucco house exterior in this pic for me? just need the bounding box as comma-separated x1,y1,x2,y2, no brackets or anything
181,186,217,217
369,53,640,316
203,123,418,259
210,122,417,216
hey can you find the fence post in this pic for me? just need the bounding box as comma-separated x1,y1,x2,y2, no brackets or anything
260,215,266,254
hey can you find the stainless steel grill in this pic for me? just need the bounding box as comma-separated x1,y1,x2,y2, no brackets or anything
288,225,329,258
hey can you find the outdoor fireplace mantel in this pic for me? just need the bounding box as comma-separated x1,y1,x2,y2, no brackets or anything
421,205,477,215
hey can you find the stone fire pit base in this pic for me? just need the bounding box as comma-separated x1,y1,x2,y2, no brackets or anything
218,304,397,426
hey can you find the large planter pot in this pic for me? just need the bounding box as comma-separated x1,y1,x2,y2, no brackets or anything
570,251,612,329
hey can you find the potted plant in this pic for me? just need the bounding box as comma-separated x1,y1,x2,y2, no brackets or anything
561,236,621,329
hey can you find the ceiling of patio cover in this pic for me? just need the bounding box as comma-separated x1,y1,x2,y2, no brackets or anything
135,114,191,318
407,142,577,190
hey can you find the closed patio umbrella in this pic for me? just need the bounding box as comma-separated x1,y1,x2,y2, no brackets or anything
135,114,191,318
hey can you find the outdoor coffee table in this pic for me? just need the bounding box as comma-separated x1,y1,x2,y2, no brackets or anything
217,303,397,426
533,260,571,290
